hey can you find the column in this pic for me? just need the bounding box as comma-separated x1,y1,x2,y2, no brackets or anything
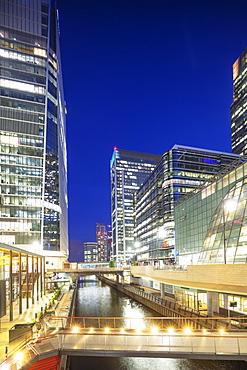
26,254,29,309
18,252,22,314
40,257,43,298
223,293,228,309
43,257,46,296
9,250,13,321
32,256,35,304
160,283,165,298
207,291,219,316
36,257,39,301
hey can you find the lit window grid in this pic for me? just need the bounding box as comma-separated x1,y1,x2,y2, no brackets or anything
134,148,238,263
111,150,161,260
175,161,247,263
0,1,67,254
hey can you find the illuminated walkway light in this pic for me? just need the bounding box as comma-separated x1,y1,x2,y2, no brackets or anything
151,327,158,335
184,328,191,335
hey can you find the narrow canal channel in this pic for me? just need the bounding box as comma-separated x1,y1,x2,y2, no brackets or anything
69,277,246,370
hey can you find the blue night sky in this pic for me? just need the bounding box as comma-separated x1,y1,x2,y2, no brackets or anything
58,0,247,258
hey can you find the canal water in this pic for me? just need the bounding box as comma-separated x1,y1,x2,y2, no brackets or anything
70,277,247,370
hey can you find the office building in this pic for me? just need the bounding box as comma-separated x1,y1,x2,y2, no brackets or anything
175,156,247,265
96,223,112,262
110,148,161,262
84,242,98,263
0,0,68,259
231,47,247,155
106,228,112,262
134,145,239,265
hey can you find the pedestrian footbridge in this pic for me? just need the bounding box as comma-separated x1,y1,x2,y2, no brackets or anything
2,317,247,369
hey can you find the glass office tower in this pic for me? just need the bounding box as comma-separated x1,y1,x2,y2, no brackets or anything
0,0,68,256
231,47,247,155
175,156,247,265
110,148,161,263
96,223,112,262
134,145,238,265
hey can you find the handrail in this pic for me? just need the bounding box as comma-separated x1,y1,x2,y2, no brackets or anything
42,315,247,321
2,327,247,370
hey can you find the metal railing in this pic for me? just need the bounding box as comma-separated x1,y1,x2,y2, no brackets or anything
2,325,247,369
41,315,247,331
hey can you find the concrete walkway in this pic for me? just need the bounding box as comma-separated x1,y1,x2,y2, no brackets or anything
0,288,73,362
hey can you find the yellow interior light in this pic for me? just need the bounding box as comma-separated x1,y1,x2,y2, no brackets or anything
151,327,158,335
2,365,10,370
14,352,24,362
184,328,191,335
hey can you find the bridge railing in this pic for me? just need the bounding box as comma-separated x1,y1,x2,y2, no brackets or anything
41,315,247,332
2,328,247,369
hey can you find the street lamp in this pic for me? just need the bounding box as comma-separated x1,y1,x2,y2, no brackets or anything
222,199,238,264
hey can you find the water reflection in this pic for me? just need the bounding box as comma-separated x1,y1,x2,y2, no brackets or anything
70,277,246,370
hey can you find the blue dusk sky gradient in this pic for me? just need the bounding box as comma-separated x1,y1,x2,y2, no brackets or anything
58,0,247,260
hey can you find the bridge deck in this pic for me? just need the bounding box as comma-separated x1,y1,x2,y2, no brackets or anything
3,329,247,369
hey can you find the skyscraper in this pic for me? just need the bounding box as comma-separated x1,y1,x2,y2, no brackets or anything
0,0,68,257
231,47,247,155
134,145,239,265
110,148,161,262
84,242,98,263
96,223,111,262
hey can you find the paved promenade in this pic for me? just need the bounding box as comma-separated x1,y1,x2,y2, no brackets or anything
0,288,73,362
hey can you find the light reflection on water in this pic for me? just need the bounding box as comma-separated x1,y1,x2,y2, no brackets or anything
70,277,247,370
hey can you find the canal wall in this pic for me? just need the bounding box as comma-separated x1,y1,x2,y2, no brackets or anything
98,276,230,330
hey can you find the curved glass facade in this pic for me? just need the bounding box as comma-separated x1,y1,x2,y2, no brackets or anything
175,158,247,265
199,179,247,264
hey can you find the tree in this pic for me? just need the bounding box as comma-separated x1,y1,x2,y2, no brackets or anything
109,260,115,267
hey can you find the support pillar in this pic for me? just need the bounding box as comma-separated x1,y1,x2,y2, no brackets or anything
43,257,46,296
160,283,165,298
36,257,39,301
207,291,219,316
19,252,22,314
121,274,124,285
40,257,43,298
223,293,228,309
32,256,34,304
9,250,13,321
26,254,29,309
116,274,119,283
